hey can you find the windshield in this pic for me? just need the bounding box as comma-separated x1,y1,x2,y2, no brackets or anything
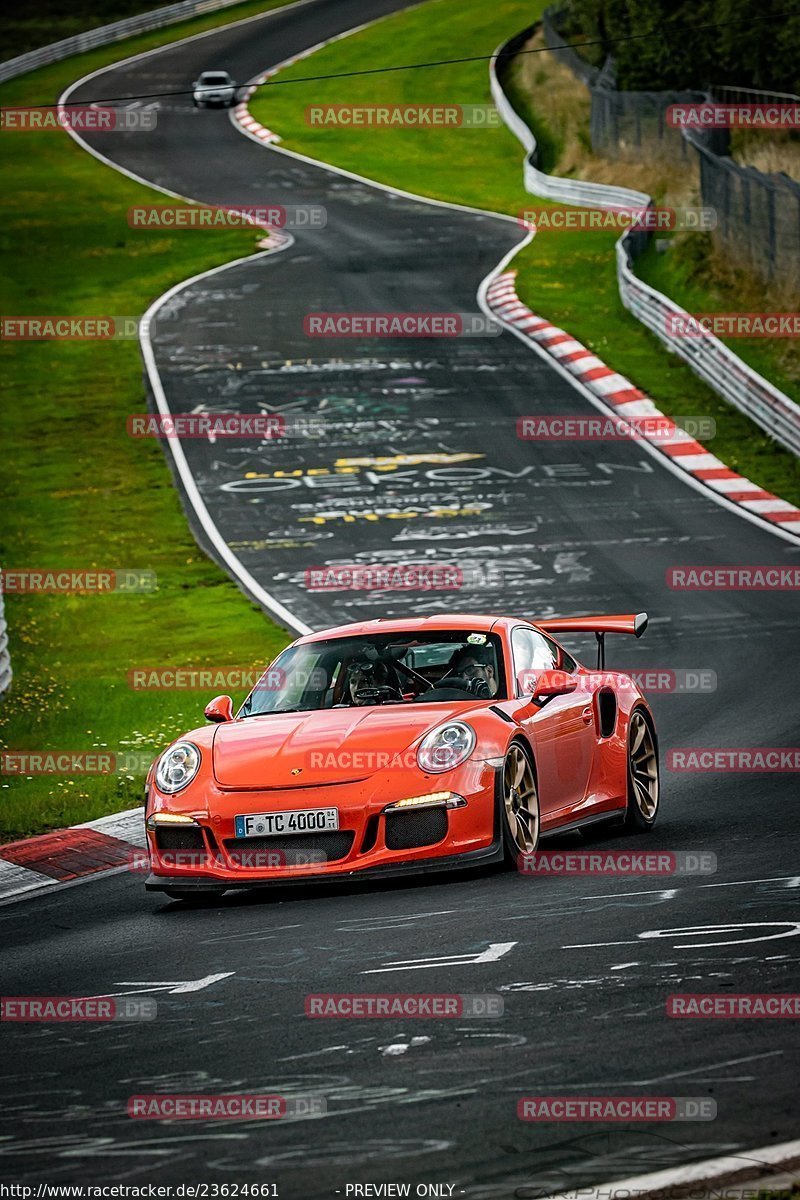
200,73,231,84
239,630,506,717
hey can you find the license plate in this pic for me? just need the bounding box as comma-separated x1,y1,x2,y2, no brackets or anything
234,808,339,838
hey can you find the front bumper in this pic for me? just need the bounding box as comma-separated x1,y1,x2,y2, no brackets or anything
145,762,500,890
194,92,234,105
145,839,503,892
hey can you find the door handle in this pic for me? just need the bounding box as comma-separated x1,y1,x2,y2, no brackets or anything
581,706,594,725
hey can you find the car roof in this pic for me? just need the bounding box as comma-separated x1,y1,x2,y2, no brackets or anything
295,614,531,645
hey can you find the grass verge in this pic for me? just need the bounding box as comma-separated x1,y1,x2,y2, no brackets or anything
0,1,295,842
249,0,800,506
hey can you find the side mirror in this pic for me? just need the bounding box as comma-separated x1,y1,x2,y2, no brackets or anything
204,694,234,723
531,670,578,704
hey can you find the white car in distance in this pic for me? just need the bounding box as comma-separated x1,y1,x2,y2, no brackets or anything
192,71,237,108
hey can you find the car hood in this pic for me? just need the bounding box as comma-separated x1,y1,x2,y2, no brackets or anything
212,703,480,789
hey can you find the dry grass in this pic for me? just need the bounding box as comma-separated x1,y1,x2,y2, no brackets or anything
508,31,698,202
731,131,800,180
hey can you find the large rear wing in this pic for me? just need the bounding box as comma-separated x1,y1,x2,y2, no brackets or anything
535,612,648,668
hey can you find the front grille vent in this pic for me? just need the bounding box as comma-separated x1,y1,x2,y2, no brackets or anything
385,807,448,850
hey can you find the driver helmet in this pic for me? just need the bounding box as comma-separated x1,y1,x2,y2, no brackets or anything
347,656,389,705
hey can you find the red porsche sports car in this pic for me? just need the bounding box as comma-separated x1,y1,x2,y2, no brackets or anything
144,613,659,899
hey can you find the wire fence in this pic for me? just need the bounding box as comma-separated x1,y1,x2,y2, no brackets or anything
490,31,800,458
542,9,703,164
686,127,800,286
0,0,248,84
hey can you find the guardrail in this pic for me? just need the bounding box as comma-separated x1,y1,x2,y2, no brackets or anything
0,577,11,698
490,29,800,457
0,0,247,84
709,83,800,106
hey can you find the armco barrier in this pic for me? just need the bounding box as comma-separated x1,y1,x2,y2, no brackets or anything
0,575,11,698
490,28,800,458
0,0,247,84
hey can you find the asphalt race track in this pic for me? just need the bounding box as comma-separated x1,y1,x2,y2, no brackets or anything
2,0,799,1194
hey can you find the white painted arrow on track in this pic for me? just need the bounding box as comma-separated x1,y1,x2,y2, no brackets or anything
362,942,516,974
82,972,234,998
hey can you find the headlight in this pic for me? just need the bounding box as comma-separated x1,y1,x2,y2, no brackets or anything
417,721,476,773
155,742,201,794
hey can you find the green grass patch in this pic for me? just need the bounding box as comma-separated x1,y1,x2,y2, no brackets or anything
0,3,296,842
250,0,799,507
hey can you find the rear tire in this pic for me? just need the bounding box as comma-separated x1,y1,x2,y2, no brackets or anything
624,709,659,830
500,741,540,865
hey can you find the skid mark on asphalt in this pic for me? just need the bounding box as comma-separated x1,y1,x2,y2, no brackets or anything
336,908,458,932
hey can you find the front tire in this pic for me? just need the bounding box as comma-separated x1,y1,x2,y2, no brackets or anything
625,709,660,830
501,741,540,864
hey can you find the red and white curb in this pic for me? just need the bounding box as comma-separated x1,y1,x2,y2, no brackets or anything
487,271,800,537
0,807,145,901
232,49,311,144
233,98,280,144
